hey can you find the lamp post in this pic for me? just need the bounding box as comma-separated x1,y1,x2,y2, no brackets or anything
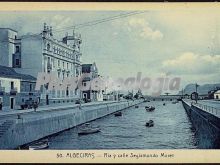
117,85,120,102
195,83,199,103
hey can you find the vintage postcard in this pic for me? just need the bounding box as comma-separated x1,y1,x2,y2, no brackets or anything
0,2,220,163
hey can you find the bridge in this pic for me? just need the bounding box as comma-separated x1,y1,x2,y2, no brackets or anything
144,94,189,101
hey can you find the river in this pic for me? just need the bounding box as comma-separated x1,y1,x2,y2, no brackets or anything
46,101,198,149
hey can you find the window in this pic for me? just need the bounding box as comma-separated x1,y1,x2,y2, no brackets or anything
58,60,60,67
30,84,32,92
58,72,60,78
15,59,19,66
63,62,65,68
15,46,20,53
10,82,14,90
67,63,69,69
47,43,50,51
66,87,69,96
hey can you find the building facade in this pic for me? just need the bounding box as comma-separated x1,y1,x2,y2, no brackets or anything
0,23,82,104
214,90,220,100
0,65,39,110
81,62,103,101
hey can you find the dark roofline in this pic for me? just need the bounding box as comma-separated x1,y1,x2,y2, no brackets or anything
0,65,36,81
0,28,17,33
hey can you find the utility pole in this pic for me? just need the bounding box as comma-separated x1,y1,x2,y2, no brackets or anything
195,83,199,103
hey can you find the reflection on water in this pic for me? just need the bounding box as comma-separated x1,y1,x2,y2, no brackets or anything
47,101,197,149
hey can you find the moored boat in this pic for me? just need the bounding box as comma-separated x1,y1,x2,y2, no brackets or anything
163,103,166,106
145,106,155,111
28,139,49,150
78,123,101,135
135,105,139,108
114,111,122,116
172,100,179,104
145,120,154,127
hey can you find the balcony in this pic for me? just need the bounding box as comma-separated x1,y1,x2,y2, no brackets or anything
10,87,18,95
57,67,61,72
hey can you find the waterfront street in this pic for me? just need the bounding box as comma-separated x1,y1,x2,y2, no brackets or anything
0,101,120,122
183,99,220,118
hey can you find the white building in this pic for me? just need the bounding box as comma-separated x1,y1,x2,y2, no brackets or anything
81,62,104,101
214,90,220,100
0,23,82,104
0,65,39,110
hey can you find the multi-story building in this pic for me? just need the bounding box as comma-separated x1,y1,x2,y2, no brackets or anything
81,62,103,101
0,23,82,104
0,65,39,110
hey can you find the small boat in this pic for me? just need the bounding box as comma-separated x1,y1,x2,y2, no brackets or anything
172,100,179,104
163,103,166,106
78,123,101,135
114,111,122,116
135,105,139,108
29,139,49,150
143,100,150,102
145,106,155,111
145,120,154,127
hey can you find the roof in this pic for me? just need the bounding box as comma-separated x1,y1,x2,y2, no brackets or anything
214,90,220,94
0,65,36,81
0,28,17,33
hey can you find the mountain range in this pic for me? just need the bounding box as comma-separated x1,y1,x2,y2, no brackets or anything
179,83,220,95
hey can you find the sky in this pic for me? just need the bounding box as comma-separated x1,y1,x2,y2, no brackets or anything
0,10,220,94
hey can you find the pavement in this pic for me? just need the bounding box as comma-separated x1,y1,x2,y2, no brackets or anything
0,99,134,120
0,100,120,117
183,99,220,118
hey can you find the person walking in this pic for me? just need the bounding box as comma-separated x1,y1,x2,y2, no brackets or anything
33,102,38,112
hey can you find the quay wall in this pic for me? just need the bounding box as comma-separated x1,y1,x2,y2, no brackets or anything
182,100,220,148
0,100,142,149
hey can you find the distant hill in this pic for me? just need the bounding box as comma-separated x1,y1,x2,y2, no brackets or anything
179,83,220,95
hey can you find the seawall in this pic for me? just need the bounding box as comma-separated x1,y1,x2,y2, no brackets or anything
182,100,220,148
0,100,142,149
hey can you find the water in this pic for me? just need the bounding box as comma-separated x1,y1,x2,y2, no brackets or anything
47,101,198,149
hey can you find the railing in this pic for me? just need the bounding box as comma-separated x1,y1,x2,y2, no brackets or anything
10,87,18,95
191,102,220,117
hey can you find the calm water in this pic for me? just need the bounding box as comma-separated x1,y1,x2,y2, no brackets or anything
47,101,198,149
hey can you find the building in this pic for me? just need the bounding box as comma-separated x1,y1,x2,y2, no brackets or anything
0,65,39,110
214,90,220,100
0,23,82,104
0,28,20,68
81,62,103,101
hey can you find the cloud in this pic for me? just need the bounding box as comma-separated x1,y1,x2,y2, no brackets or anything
127,17,163,40
50,15,72,30
112,16,163,41
162,52,220,75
